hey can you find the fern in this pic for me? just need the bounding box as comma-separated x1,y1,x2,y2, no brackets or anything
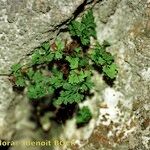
76,106,92,126
49,69,64,88
102,63,118,79
68,70,91,84
51,39,65,60
69,10,96,46
11,63,22,73
27,71,53,99
90,43,118,79
11,63,26,87
54,90,84,105
10,9,118,126
31,41,53,65
66,56,79,69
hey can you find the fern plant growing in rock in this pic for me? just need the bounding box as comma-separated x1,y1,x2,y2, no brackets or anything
10,10,118,127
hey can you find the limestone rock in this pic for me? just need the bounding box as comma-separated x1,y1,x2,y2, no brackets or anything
0,0,84,74
0,0,84,140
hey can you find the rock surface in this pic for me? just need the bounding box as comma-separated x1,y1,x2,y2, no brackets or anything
0,0,84,141
0,0,150,150
0,0,84,74
79,0,150,149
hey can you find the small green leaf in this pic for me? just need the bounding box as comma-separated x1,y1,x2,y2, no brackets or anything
55,39,65,51
79,58,89,67
55,51,63,60
46,53,54,62
102,52,114,65
81,36,90,45
80,77,93,92
11,63,22,73
47,86,54,95
10,63,26,87
103,63,118,79
69,21,83,37
76,106,92,126
27,82,47,99
31,51,42,65
42,41,50,51
68,70,80,84
90,43,114,66
66,56,79,69
16,77,26,87
27,85,38,99
27,68,34,80
75,47,81,53
32,71,43,83
68,70,91,84
49,71,64,88
69,10,96,46
63,83,72,90
54,90,84,105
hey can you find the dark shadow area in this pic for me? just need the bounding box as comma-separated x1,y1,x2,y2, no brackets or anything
58,28,68,33
93,64,103,74
51,103,78,124
12,85,25,93
73,0,87,19
53,0,87,31
29,96,79,127
29,97,56,129
103,75,115,87
76,122,89,128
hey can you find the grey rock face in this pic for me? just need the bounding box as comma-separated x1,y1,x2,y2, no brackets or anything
0,0,149,149
0,0,84,74
0,0,84,140
80,0,150,149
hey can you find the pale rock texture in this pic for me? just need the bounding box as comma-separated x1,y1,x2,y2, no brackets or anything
0,0,150,150
0,0,84,141
79,0,150,149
